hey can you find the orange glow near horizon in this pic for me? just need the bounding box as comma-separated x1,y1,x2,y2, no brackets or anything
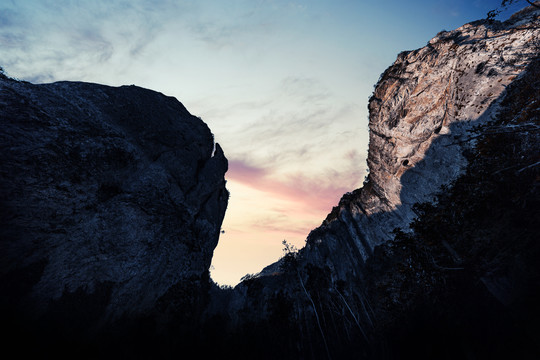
210,164,351,286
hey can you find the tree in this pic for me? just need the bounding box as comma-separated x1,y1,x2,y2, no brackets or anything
521,0,540,7
280,240,298,271
502,0,540,8
488,0,540,20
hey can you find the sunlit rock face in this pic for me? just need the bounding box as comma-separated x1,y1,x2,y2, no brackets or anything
223,8,540,358
301,6,540,273
1,4,538,358
0,77,228,329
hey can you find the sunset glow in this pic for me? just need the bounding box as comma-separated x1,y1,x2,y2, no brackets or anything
1,0,520,285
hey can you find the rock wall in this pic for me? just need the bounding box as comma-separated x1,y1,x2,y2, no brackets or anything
218,7,540,359
0,78,228,330
1,4,539,358
300,5,540,277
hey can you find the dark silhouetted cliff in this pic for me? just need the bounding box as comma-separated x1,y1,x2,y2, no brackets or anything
1,4,539,360
0,76,228,358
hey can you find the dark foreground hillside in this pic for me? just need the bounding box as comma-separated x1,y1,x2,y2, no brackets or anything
1,6,539,360
197,56,540,360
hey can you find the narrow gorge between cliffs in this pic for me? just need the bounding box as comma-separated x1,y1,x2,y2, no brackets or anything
1,4,539,360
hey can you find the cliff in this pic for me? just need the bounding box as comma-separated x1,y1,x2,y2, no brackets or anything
305,4,540,273
217,5,540,359
1,4,539,360
0,77,228,351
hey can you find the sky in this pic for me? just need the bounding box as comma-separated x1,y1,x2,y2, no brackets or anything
0,0,527,285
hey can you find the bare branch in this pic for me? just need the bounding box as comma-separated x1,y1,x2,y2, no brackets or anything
526,0,540,9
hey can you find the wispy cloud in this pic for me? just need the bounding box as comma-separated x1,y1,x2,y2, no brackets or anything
228,159,269,184
205,75,362,177
0,0,290,82
187,16,275,51
0,1,201,81
227,158,353,214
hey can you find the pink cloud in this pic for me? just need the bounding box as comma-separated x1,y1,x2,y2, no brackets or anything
227,159,268,183
227,158,351,214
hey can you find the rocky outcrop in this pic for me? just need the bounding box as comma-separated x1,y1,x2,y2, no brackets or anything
0,77,228,335
299,4,540,276
217,6,540,359
1,4,539,359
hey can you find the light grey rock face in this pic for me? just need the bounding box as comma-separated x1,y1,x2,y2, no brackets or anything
295,7,540,280
0,78,228,322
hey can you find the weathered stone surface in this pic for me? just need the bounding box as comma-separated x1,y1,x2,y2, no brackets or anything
0,78,228,327
1,5,539,358
218,7,540,359
298,6,540,277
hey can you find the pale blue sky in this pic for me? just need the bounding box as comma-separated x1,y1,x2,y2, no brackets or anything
1,0,526,285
